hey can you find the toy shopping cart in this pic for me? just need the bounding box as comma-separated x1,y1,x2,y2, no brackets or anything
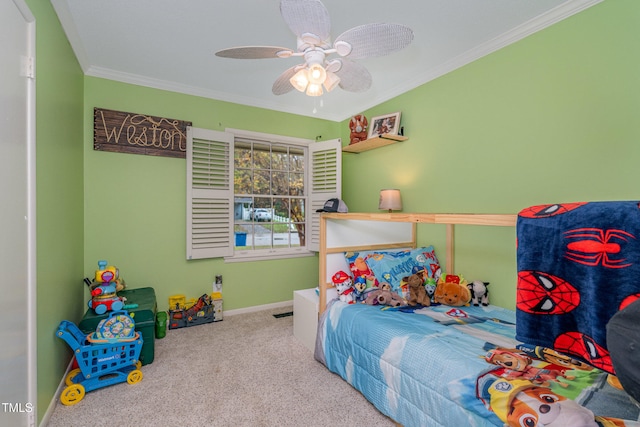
56,318,143,405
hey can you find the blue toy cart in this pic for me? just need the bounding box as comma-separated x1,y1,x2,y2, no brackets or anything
56,319,143,405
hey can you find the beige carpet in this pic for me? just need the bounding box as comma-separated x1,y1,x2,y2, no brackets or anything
46,306,395,427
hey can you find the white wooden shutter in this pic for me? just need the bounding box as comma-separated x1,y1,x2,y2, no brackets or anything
308,138,342,252
187,127,234,259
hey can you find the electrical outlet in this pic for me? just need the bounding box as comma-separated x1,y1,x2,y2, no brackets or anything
213,275,223,293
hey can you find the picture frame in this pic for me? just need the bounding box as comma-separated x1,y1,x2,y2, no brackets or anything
367,112,401,139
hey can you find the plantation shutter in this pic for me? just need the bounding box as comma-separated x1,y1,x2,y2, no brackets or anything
186,127,235,260
308,138,342,252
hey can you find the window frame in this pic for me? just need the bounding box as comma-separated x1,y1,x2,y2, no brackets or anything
226,128,314,262
186,126,341,262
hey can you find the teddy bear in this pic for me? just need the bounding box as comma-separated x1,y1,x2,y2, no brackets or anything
349,114,368,145
403,273,431,307
468,280,490,306
433,274,471,306
364,289,404,307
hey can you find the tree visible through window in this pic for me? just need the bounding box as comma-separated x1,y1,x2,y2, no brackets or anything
233,140,306,250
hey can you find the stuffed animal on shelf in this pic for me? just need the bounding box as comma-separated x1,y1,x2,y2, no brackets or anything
433,273,471,306
403,273,431,307
348,114,368,145
332,270,356,304
468,280,490,306
364,289,404,307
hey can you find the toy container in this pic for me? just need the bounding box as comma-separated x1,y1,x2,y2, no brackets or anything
80,287,156,365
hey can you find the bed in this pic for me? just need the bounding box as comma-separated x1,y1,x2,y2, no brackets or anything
314,207,640,427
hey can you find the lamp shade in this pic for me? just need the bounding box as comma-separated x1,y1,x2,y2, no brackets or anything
379,189,402,212
290,69,309,92
323,71,340,92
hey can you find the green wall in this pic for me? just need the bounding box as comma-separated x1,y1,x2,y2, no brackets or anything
340,0,640,309
83,78,339,314
25,0,85,423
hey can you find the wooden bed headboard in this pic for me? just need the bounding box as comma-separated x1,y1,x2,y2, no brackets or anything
318,212,517,315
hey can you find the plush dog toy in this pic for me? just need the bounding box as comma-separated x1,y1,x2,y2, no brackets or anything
349,114,368,145
468,280,490,306
364,289,404,307
433,274,471,306
404,273,431,306
332,270,355,304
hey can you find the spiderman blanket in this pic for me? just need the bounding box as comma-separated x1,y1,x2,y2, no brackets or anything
516,201,640,375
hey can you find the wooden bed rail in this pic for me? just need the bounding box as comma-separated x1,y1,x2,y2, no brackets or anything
318,212,517,315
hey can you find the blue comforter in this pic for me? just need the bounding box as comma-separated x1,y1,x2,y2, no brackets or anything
316,300,640,427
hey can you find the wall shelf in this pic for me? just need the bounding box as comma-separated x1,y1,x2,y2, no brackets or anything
342,134,408,153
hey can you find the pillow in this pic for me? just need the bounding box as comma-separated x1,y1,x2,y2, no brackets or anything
344,251,379,289
365,246,441,298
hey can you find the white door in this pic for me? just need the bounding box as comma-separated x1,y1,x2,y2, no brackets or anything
0,1,36,426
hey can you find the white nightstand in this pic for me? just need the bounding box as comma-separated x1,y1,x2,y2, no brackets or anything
293,288,319,352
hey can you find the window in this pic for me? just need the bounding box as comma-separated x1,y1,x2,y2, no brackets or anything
186,127,341,261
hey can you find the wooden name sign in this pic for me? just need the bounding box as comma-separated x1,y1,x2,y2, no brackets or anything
94,108,192,158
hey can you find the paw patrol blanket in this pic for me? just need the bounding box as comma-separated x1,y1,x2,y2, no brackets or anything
316,301,640,427
516,201,640,375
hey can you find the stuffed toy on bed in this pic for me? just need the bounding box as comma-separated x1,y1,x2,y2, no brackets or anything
403,273,431,306
433,274,471,306
468,280,490,306
332,270,356,304
364,289,404,307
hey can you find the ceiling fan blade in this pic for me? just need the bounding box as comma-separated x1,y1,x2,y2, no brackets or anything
335,60,372,93
215,46,294,59
280,0,331,42
334,23,414,59
272,66,299,95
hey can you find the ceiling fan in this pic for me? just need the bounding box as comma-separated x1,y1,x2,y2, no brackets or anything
215,0,414,97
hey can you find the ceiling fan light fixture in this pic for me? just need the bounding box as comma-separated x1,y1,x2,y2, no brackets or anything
306,83,323,97
290,68,309,92
307,63,327,85
323,71,340,92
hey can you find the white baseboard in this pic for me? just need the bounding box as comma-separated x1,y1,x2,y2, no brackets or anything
223,299,293,317
40,357,74,427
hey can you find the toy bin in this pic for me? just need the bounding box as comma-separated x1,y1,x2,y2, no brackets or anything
80,287,156,365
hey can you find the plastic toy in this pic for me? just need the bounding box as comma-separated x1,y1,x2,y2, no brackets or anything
169,293,217,329
87,260,124,314
90,310,136,343
56,316,143,406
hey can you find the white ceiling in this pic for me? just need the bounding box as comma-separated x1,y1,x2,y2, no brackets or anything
51,0,601,122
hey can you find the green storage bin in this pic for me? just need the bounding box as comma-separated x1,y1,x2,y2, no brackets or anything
79,287,157,365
